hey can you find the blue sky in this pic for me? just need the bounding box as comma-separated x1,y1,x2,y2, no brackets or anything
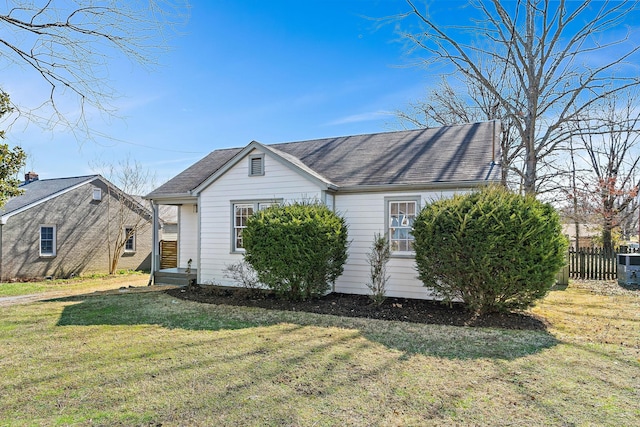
5,0,638,190
3,0,434,187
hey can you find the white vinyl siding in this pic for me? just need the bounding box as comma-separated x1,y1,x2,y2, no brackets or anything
198,149,323,285
179,204,199,269
333,191,459,300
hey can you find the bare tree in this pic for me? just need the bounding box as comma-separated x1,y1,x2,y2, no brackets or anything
92,157,156,274
0,1,188,137
0,91,26,208
570,94,640,252
402,0,640,194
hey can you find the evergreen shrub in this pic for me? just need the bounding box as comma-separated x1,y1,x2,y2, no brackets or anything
243,201,348,300
412,186,568,314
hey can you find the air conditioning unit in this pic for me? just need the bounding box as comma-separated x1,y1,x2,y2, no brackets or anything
617,253,640,286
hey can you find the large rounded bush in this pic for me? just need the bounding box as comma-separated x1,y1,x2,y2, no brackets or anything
243,202,348,300
413,186,568,314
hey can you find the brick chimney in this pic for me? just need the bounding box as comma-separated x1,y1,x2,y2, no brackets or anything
24,171,39,183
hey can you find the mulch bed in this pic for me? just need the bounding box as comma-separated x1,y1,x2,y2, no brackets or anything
166,286,548,331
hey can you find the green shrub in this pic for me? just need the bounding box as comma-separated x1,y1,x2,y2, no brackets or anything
412,186,568,314
243,201,349,300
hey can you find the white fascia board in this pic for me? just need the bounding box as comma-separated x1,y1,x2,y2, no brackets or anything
191,140,336,195
146,195,198,205
0,176,97,225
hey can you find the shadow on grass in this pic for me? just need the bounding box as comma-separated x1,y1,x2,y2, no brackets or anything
53,291,559,361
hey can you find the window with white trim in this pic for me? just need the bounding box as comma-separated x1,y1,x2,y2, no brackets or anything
386,198,419,254
93,188,102,201
125,227,136,252
40,225,56,257
232,200,279,252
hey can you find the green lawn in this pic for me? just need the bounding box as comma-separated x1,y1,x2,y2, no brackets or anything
0,278,638,426
0,272,149,298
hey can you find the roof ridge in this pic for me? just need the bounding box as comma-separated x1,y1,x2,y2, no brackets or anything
19,174,99,185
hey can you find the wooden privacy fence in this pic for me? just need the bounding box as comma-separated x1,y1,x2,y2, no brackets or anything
160,240,178,269
568,247,639,280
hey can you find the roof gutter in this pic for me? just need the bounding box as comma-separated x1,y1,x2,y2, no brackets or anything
144,194,198,205
336,180,495,194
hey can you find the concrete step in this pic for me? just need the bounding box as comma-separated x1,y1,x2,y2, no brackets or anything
154,270,196,286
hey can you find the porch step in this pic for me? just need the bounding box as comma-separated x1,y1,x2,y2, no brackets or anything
154,268,197,286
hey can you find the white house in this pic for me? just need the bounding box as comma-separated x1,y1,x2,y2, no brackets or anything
145,122,502,299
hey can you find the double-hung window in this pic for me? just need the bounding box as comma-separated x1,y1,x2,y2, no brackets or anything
40,225,56,257
232,200,279,252
125,227,136,252
233,204,254,251
386,198,419,255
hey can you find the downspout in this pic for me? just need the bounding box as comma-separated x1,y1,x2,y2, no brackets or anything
148,201,160,286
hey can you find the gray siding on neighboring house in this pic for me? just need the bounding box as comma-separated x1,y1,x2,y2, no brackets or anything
0,179,152,280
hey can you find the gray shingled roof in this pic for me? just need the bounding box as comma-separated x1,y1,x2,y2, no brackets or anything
1,175,98,216
146,122,500,198
147,147,241,198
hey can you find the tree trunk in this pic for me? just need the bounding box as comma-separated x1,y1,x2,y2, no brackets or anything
523,148,537,195
501,147,509,187
602,226,613,253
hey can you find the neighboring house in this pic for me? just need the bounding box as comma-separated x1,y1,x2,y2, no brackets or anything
132,195,178,241
561,222,601,248
158,205,178,241
0,174,153,281
157,204,178,270
146,122,501,299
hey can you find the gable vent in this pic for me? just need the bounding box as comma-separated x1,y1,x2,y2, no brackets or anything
249,155,264,176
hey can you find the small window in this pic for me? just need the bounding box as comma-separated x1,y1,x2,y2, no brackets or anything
40,225,56,257
93,188,102,201
125,227,136,252
386,198,419,255
249,154,264,176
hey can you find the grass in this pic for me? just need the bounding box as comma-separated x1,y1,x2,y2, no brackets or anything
0,272,149,298
0,279,638,426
